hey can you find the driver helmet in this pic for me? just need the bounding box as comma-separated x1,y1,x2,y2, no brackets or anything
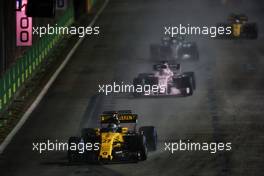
159,64,168,75
112,113,119,123
161,64,168,69
161,60,169,65
108,123,118,132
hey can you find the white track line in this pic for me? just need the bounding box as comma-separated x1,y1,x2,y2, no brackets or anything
0,0,109,154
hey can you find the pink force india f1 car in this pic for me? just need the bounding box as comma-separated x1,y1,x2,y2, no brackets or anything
133,61,196,97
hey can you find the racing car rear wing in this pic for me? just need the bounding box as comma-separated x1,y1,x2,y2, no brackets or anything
228,14,248,22
100,114,138,124
102,110,132,115
153,63,180,71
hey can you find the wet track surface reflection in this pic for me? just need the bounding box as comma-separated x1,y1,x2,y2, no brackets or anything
1,0,264,176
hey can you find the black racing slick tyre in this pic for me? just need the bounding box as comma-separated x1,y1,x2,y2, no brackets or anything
182,86,193,96
174,76,193,96
137,135,148,161
181,76,193,96
68,137,81,163
139,126,158,151
125,134,148,161
183,72,196,90
244,23,258,39
81,128,99,163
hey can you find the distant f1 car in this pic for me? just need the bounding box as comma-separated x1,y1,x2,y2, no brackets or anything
68,110,157,164
133,61,196,97
150,36,199,61
217,14,258,39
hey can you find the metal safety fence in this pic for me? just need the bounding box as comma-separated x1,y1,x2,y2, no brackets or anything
0,6,74,115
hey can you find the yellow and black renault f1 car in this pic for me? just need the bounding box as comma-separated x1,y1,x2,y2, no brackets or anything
68,110,157,164
217,14,258,39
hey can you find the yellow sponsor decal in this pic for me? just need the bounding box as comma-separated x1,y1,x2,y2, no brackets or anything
119,115,134,121
233,24,241,37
